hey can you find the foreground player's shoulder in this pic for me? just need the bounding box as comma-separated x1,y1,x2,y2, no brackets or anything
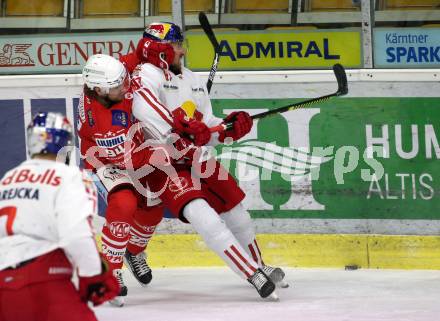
182,67,199,80
54,164,96,200
182,67,204,88
140,63,166,83
120,52,140,74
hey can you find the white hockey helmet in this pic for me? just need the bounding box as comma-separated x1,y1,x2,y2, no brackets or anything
82,54,127,91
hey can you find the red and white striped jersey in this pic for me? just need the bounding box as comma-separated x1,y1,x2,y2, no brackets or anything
0,159,101,276
132,63,223,142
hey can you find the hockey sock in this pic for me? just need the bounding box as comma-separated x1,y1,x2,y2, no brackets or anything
101,189,138,270
183,199,259,279
126,205,164,255
222,203,264,266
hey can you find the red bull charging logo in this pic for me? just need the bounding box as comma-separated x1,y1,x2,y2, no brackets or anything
146,23,171,40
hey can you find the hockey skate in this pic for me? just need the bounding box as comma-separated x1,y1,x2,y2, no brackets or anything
262,265,289,288
124,250,152,286
109,269,127,307
248,268,279,301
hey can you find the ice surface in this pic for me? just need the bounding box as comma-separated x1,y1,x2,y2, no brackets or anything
93,267,440,321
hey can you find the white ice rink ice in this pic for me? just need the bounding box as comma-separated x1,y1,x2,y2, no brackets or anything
93,267,440,321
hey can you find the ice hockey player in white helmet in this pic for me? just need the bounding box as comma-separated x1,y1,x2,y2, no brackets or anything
79,54,164,307
83,53,129,102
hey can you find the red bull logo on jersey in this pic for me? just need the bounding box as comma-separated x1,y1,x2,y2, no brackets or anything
1,169,61,186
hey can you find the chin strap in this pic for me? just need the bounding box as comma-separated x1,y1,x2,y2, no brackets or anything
159,52,169,70
159,52,173,85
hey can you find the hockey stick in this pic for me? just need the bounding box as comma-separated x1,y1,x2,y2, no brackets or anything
198,11,220,94
210,63,348,132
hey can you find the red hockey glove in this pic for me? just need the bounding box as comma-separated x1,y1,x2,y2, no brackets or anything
136,38,175,69
172,135,197,165
173,113,211,146
189,121,211,146
78,260,119,306
218,111,253,142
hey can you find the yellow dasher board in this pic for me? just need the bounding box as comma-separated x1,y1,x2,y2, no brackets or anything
185,29,362,70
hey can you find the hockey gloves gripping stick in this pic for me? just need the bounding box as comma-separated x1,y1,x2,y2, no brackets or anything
174,118,212,147
199,12,220,94
172,109,212,146
218,111,253,142
211,63,348,133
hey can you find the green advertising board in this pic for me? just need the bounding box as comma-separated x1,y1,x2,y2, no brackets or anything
212,98,440,220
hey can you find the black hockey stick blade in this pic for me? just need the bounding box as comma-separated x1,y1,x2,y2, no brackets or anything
248,64,348,120
198,12,220,50
333,63,348,96
210,65,349,132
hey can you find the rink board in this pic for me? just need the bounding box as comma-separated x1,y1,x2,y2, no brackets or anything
211,97,440,222
1,71,439,235
142,234,440,270
1,70,440,269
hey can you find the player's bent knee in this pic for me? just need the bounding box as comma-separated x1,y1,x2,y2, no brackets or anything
134,205,164,226
223,203,253,229
183,199,226,236
107,188,138,215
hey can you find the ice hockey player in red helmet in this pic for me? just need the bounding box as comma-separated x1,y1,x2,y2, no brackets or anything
131,22,288,300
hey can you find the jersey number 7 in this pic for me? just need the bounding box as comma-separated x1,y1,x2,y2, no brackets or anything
0,206,17,236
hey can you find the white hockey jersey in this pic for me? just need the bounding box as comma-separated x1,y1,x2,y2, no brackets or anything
132,63,223,142
0,159,101,276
